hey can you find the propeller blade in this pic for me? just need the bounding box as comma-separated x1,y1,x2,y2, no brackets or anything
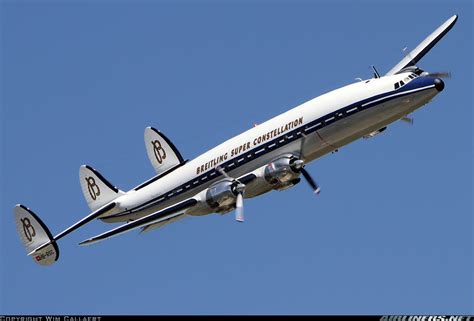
301,168,321,195
421,71,452,79
216,166,231,179
216,165,244,185
429,71,451,79
216,166,246,222
235,193,244,222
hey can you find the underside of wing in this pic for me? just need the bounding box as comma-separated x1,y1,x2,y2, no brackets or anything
140,213,187,234
79,199,197,246
385,15,458,76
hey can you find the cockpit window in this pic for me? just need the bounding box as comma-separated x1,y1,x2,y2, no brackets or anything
393,73,416,90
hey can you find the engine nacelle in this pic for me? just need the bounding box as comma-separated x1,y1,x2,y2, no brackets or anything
187,179,240,216
264,155,301,191
206,179,239,210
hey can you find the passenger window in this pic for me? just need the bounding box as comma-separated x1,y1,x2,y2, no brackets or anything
394,82,400,89
400,80,405,86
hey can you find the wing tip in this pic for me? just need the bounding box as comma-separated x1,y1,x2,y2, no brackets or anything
448,14,458,26
78,238,95,246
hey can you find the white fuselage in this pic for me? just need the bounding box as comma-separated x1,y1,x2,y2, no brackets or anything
102,72,441,223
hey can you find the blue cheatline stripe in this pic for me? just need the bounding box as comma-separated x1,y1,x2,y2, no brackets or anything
107,81,436,219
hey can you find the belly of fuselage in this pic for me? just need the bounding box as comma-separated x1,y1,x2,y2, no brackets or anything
303,87,439,162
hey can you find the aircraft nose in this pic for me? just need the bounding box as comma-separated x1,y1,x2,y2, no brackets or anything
434,78,444,92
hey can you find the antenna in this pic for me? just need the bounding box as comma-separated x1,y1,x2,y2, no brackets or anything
371,65,380,79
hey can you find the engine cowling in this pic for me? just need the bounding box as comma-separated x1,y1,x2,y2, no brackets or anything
264,155,302,191
187,178,246,216
206,179,240,210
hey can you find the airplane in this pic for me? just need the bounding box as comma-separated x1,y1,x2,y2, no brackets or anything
14,14,458,266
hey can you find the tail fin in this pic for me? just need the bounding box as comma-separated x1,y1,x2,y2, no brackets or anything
144,127,185,175
14,205,59,266
79,165,124,211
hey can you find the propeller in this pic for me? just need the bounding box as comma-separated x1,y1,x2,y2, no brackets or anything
235,193,244,222
216,166,246,222
301,168,321,195
295,133,322,195
399,47,452,79
421,71,452,79
290,158,321,195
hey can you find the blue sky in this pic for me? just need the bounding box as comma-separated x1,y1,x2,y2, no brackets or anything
1,0,472,315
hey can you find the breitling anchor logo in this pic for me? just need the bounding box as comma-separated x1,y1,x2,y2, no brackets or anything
85,176,101,200
21,217,36,242
151,139,167,164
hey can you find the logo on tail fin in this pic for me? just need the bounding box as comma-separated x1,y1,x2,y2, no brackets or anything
21,217,36,242
151,140,167,164
85,176,101,200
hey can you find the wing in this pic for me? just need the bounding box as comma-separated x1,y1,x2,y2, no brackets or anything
144,127,185,174
79,199,197,246
385,15,458,76
140,213,187,234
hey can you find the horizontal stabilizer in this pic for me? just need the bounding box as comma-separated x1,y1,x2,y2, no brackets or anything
144,127,185,175
386,15,458,76
14,205,59,266
52,202,117,242
79,199,197,246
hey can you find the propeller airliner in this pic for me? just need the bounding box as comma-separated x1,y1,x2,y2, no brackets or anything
14,15,458,266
